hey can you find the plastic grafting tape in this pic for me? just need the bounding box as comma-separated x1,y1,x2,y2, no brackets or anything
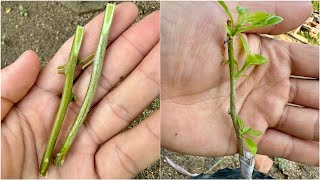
240,150,255,179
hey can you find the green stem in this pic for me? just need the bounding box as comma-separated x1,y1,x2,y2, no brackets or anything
227,21,244,157
82,59,94,69
53,3,116,166
78,52,95,64
39,26,84,177
235,65,247,79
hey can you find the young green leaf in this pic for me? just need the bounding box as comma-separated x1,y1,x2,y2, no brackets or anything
244,12,271,25
237,12,283,32
218,1,234,27
265,16,284,26
239,33,250,54
236,5,248,16
235,7,250,29
246,54,268,65
242,126,251,135
246,129,263,137
245,138,258,155
235,54,268,79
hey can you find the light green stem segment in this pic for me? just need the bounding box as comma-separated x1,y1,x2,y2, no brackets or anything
39,26,85,177
78,52,95,64
54,3,116,166
227,21,244,157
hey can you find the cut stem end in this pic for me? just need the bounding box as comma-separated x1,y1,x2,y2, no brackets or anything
53,153,66,166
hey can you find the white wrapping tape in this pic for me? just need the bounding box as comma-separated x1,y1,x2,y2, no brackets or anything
240,151,255,179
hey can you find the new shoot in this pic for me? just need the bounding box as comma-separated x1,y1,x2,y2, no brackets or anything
218,1,283,178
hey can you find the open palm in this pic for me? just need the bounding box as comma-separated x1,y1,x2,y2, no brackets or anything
2,3,160,178
161,1,319,166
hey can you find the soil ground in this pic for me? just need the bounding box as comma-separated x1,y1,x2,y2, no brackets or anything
1,1,160,179
1,1,160,68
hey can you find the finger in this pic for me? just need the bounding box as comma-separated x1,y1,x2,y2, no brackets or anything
258,129,319,166
95,110,160,178
274,105,319,141
259,35,319,79
288,43,319,78
35,2,139,95
289,78,319,109
1,50,40,121
84,42,160,145
227,1,312,35
72,11,160,107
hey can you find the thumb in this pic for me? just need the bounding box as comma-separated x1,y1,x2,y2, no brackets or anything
1,50,40,120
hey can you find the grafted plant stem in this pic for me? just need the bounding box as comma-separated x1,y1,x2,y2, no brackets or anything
39,26,84,177
219,2,283,177
54,3,116,166
227,21,254,179
227,21,244,157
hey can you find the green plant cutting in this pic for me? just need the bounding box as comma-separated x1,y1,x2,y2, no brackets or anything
218,1,283,179
39,25,84,177
39,3,115,176
54,3,115,166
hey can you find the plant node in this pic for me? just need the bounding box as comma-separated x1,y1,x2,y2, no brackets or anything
54,152,65,166
71,93,77,102
57,65,66,74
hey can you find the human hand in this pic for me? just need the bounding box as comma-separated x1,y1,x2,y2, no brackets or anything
1,2,160,178
161,1,319,166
